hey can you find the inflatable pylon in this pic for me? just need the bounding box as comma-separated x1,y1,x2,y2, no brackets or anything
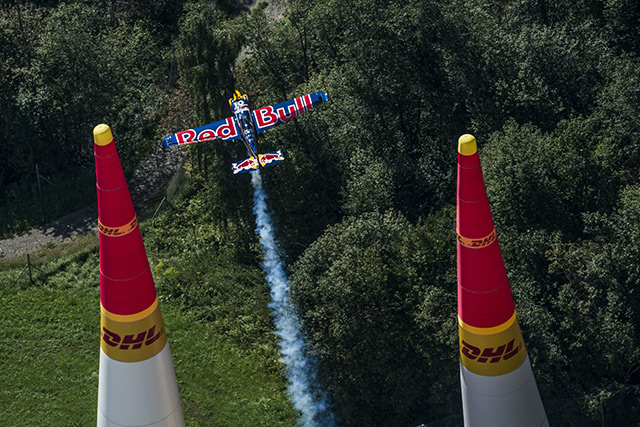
94,124,184,427
456,134,548,427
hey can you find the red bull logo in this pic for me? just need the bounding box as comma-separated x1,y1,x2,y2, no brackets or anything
295,94,312,113
231,151,284,174
259,150,285,167
254,106,278,129
232,156,258,174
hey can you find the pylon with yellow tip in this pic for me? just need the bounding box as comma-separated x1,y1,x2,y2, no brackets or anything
456,134,548,427
94,124,184,426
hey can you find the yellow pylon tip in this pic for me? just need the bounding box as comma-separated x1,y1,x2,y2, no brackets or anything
458,134,477,156
94,124,113,146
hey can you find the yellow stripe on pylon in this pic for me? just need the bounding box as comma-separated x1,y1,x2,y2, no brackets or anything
98,216,138,237
458,313,527,376
458,311,517,335
100,299,167,363
456,228,497,249
101,298,158,322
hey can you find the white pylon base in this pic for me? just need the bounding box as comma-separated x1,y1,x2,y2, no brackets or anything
98,344,184,426
460,356,549,427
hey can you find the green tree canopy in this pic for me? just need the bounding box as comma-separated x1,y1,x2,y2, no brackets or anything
291,208,458,426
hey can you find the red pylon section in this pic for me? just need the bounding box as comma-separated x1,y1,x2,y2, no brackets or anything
457,134,548,427
94,124,184,426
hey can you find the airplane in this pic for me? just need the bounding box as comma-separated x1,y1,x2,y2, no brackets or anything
162,90,329,175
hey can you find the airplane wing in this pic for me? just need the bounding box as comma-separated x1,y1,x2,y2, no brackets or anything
162,116,242,148
251,92,329,134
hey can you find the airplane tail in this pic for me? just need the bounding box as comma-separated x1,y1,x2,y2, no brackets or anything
232,150,284,175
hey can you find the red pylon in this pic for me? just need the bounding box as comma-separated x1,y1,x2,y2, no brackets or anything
457,134,548,426
94,124,184,426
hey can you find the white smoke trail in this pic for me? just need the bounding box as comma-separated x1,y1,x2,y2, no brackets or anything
251,171,335,427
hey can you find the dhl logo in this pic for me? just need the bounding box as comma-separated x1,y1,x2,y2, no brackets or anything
461,338,522,364
98,216,138,237
458,317,527,375
102,325,164,350
457,228,497,249
100,304,167,362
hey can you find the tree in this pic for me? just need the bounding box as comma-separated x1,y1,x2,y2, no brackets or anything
291,208,459,426
0,1,175,235
540,185,640,424
481,118,615,239
175,0,255,249
603,0,640,55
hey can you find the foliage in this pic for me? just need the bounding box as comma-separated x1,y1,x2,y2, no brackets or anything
0,1,176,236
534,186,640,424
141,181,282,366
0,285,100,426
175,0,257,250
481,119,612,239
451,3,614,137
3,0,640,424
0,228,297,426
234,0,640,424
290,208,458,426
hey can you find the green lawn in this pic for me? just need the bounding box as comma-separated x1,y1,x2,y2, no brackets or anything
0,268,297,426
0,286,98,426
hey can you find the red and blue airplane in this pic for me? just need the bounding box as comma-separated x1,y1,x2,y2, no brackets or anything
162,91,329,175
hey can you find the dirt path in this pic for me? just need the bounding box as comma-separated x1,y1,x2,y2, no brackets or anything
0,144,185,260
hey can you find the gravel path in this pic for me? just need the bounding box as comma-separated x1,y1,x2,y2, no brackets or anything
0,144,185,260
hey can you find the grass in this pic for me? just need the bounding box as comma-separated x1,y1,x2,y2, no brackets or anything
0,285,100,426
167,304,297,426
0,244,298,426
0,163,300,425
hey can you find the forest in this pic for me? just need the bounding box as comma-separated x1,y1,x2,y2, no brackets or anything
1,0,640,425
